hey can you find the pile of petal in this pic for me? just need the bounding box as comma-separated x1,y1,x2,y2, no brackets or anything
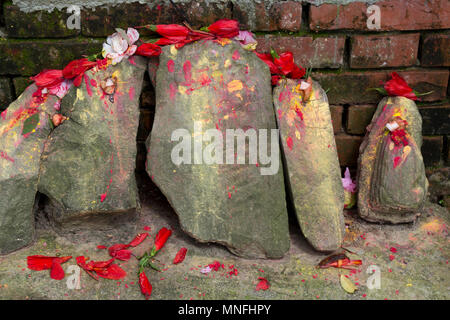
256,50,306,85
27,255,72,280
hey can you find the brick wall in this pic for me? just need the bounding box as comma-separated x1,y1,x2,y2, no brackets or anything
0,0,448,170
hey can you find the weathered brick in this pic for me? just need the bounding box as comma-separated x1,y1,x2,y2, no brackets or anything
422,136,443,167
419,105,450,135
347,105,376,135
314,69,449,104
330,105,343,134
233,0,302,31
4,4,79,38
12,77,32,97
81,1,231,37
310,0,450,31
350,34,420,68
335,134,363,167
422,34,450,67
0,78,13,110
256,35,345,68
0,39,102,76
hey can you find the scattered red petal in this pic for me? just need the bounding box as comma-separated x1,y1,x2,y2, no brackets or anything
173,248,188,265
256,277,270,291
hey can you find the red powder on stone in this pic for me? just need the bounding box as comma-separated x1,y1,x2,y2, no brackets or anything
167,60,175,73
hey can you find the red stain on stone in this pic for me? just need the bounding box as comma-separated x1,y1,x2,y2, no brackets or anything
167,60,175,73
84,74,93,97
169,83,177,101
232,50,240,60
129,87,135,100
183,60,192,83
286,136,293,150
393,156,401,168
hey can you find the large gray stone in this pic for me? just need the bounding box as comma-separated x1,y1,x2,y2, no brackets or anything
38,57,147,230
273,79,345,252
0,85,58,254
146,41,290,258
357,96,428,223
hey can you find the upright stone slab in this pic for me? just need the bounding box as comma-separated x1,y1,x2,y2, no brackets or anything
273,79,345,252
147,41,290,258
0,85,58,254
38,57,147,230
357,96,428,223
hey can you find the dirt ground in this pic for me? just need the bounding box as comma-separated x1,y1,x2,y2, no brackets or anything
0,173,448,300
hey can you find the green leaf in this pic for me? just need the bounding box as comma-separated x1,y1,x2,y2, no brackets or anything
340,274,357,294
148,261,161,272
270,48,279,60
413,90,433,97
368,87,388,96
22,113,40,135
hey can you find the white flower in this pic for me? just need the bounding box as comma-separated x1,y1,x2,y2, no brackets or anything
200,266,212,274
233,31,257,51
49,80,72,99
102,28,139,65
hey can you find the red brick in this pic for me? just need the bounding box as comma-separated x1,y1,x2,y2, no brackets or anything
233,0,302,31
347,105,376,135
330,105,343,134
335,135,363,167
422,34,450,67
419,104,450,135
4,4,79,38
256,35,345,68
0,78,13,110
314,69,449,104
422,136,443,167
310,0,450,31
81,1,231,36
350,34,420,68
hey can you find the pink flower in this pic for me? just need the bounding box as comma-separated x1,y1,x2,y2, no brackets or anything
233,31,257,50
102,28,139,65
342,167,356,193
48,80,72,99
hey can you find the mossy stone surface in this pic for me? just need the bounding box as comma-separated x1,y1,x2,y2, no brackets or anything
147,40,290,259
273,79,345,251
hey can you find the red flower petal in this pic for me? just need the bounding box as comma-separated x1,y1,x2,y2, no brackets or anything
384,72,417,100
128,233,149,247
62,58,96,81
256,277,270,291
207,19,239,38
96,264,127,280
135,43,162,57
30,69,64,88
173,248,188,265
154,24,189,40
111,249,132,261
108,243,130,257
390,247,397,253
139,272,152,300
50,261,65,280
27,255,71,271
97,245,107,250
154,227,172,252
